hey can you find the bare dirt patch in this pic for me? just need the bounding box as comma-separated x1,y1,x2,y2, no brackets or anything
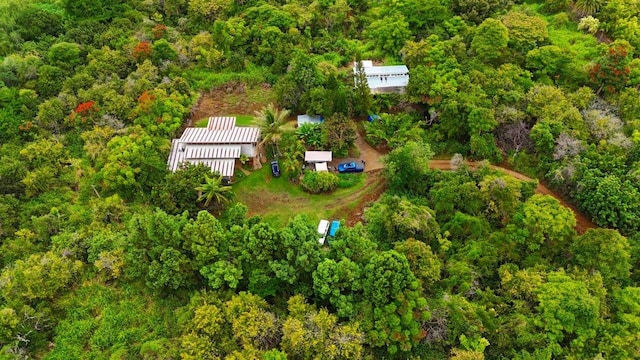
334,170,387,226
187,84,276,126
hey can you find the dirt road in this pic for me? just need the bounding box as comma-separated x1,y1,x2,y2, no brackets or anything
354,131,384,172
428,160,596,234
348,135,595,234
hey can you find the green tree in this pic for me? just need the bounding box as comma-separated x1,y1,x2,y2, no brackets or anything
152,163,210,216
254,103,291,155
361,251,428,354
313,258,362,317
501,12,549,55
536,270,601,350
383,141,434,195
195,174,234,210
367,13,412,58
574,0,605,16
0,251,83,303
575,169,640,235
282,295,364,359
471,18,509,63
353,54,372,117
394,239,442,291
365,195,440,248
322,113,356,157
571,229,631,286
47,42,82,71
96,127,169,200
507,194,576,258
14,6,63,41
364,113,426,149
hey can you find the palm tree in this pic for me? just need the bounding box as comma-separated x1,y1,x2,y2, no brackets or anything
573,0,605,16
195,174,234,208
254,103,291,155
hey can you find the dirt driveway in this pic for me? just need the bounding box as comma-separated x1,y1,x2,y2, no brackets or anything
330,129,385,172
428,160,596,234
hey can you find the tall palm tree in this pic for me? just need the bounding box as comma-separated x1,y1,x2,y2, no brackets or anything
254,103,291,155
195,174,234,208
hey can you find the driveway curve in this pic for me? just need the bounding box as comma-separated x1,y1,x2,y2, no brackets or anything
351,135,596,234
428,160,596,234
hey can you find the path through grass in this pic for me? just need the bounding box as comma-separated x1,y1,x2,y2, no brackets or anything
233,166,380,227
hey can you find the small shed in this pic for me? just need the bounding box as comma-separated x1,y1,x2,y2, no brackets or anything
305,151,332,163
297,114,323,127
315,162,328,172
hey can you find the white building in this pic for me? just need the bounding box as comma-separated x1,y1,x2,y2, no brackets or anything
167,116,260,179
354,60,409,94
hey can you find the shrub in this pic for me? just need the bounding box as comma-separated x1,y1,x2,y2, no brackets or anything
337,173,362,189
301,171,339,193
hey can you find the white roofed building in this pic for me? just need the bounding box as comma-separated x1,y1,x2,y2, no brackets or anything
168,117,261,179
305,151,332,163
354,61,409,94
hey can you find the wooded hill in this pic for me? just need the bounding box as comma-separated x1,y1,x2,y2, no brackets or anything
0,0,639,358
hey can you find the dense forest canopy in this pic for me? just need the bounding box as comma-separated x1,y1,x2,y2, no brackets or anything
0,0,639,358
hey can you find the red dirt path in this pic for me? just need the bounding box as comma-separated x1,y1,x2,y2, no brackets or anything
427,160,596,234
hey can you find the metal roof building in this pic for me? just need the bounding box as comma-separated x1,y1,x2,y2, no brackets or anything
305,151,332,163
353,61,409,94
167,117,261,178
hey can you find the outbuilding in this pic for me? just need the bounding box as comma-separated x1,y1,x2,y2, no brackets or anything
305,151,332,163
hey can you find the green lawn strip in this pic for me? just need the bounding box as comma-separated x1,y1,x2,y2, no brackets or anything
195,114,255,127
233,166,369,226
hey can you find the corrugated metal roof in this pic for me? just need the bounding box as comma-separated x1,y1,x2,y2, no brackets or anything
184,145,241,159
366,75,409,90
168,139,187,172
168,140,241,174
207,116,236,130
305,151,333,163
363,65,409,76
188,159,236,177
180,127,260,144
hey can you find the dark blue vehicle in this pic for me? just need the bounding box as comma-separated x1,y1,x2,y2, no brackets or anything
337,161,364,173
271,160,281,177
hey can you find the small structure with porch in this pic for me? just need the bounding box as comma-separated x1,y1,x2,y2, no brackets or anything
167,116,261,181
304,151,332,172
353,60,409,94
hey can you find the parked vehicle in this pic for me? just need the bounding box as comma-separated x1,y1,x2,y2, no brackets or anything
337,161,364,173
271,160,281,177
317,219,330,245
329,220,340,237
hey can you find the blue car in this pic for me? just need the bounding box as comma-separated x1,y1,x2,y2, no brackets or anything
337,161,364,173
271,160,281,177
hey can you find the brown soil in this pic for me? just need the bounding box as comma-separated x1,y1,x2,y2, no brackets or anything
334,170,387,226
428,160,596,234
187,85,275,126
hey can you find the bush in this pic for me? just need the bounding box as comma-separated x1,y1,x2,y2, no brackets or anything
301,171,339,193
337,173,363,189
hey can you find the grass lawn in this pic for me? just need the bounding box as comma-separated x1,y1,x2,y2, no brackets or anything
233,165,376,227
196,114,255,127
